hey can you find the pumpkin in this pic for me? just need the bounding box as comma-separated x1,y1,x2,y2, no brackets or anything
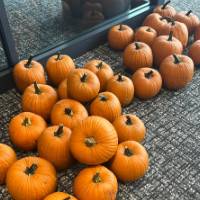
73,165,118,200
57,78,68,99
51,99,88,129
22,82,58,120
123,42,153,72
159,54,194,90
108,24,134,50
153,0,176,18
38,125,73,170
135,26,157,46
83,59,114,91
113,114,146,143
67,68,100,102
106,74,134,106
70,116,118,165
6,156,57,200
195,25,200,41
0,144,16,185
175,10,200,34
152,31,183,67
110,141,149,182
189,40,200,65
90,92,122,122
9,112,47,151
132,68,162,99
44,192,78,200
46,52,75,86
13,55,46,92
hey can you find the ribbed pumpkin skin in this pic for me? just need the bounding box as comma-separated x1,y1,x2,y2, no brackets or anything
90,92,122,122
153,2,176,18
195,25,200,41
44,192,78,200
160,54,194,90
70,116,118,165
113,114,146,143
57,78,68,99
188,40,200,65
46,54,75,86
108,24,134,50
51,99,88,129
22,83,58,120
0,144,16,185
6,157,57,200
110,141,149,182
83,59,114,91
106,74,134,106
9,112,47,151
73,165,118,200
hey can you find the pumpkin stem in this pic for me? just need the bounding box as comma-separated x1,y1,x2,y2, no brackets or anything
119,24,124,31
24,164,38,175
85,137,96,147
173,54,181,64
167,31,173,41
124,146,133,157
65,108,73,117
56,52,62,61
99,95,108,101
34,81,42,94
54,125,64,137
96,62,103,69
135,42,140,50
162,0,170,9
92,172,102,183
126,116,133,125
160,16,172,22
186,10,192,16
80,73,87,82
22,117,31,127
145,70,154,79
25,55,33,68
117,74,124,82
64,197,71,200
146,28,152,32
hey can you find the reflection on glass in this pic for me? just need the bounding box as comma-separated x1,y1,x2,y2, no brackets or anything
0,37,8,71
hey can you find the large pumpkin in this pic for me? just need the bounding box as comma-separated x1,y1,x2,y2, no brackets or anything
46,52,75,86
83,59,114,91
22,82,58,120
90,92,122,122
67,68,100,102
110,141,149,182
160,54,194,90
0,144,16,185
6,156,57,200
73,165,118,200
44,192,78,200
51,99,88,129
13,56,46,92
9,112,47,151
70,116,118,165
57,78,68,99
195,25,200,41
188,40,200,65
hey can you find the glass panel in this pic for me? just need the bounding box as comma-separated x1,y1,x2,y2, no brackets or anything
0,37,8,71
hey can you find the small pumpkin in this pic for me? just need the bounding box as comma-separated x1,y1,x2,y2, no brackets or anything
110,141,149,182
57,78,68,99
106,74,134,106
67,68,100,102
113,114,146,143
13,56,46,92
46,52,75,86
90,92,122,122
174,10,200,34
83,59,114,91
160,54,194,90
73,165,118,200
51,99,88,129
6,156,57,200
70,116,118,165
132,68,162,100
188,40,200,65
195,25,200,41
108,24,134,50
152,31,183,67
135,26,157,46
123,42,153,72
38,125,73,170
0,144,16,185
22,82,58,120
44,192,78,200
9,112,47,151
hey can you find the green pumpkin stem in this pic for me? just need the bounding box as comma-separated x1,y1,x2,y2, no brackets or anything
146,28,152,32
65,108,73,117
135,42,140,50
56,52,61,61
34,82,41,94
93,172,102,183
168,31,173,41
22,117,31,127
80,73,87,82
117,74,124,82
119,24,123,31
162,0,170,9
24,164,38,175
186,10,192,16
173,54,181,64
85,137,96,147
145,70,154,79
54,125,64,137
99,95,108,101
124,146,133,157
25,55,33,68
97,62,103,69
126,116,133,125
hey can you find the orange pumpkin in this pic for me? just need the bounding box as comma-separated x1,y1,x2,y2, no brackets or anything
0,144,16,185
22,82,58,120
67,68,100,102
6,156,57,200
160,54,194,90
57,78,68,99
195,25,200,41
73,165,118,200
44,192,78,200
13,56,46,92
132,68,162,100
123,42,153,72
70,116,118,165
152,31,183,67
9,112,47,151
113,114,146,143
135,26,157,46
108,24,134,50
189,40,200,65
90,92,122,122
51,99,88,129
46,52,75,86
106,74,134,106
110,141,149,182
